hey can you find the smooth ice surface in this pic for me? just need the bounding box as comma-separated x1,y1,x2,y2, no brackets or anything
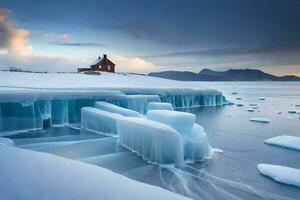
147,110,195,134
249,117,271,123
81,107,123,135
125,95,161,114
0,145,190,200
265,135,300,151
147,102,174,111
117,117,184,165
95,101,141,117
0,137,14,146
257,164,300,187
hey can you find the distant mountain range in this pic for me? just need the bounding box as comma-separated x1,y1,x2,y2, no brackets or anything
148,69,300,81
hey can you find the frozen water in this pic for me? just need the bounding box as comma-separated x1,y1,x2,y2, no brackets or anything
182,124,213,161
249,103,258,106
0,145,190,200
249,117,270,123
125,95,161,114
248,108,254,112
147,110,195,134
95,101,141,117
265,135,300,151
288,110,297,114
147,102,174,111
117,117,184,165
81,107,124,135
257,164,300,187
236,97,242,100
0,137,14,146
258,97,266,100
236,103,244,107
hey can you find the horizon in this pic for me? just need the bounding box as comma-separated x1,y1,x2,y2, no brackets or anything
1,0,300,76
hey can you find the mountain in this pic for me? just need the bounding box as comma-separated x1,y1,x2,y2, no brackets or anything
148,69,300,81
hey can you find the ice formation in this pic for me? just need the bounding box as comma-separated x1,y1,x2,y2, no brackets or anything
147,110,195,134
257,164,300,187
147,102,174,111
288,110,297,114
236,97,242,100
0,145,191,200
236,103,244,107
0,137,14,146
249,117,270,123
117,117,184,165
81,107,124,135
125,95,161,114
265,135,300,151
95,101,141,117
249,103,258,106
258,97,266,100
248,108,254,112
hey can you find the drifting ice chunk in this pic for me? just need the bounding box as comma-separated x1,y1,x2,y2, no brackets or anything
117,117,184,165
81,107,123,135
258,97,266,100
232,92,238,95
288,110,297,114
295,104,300,107
183,124,213,161
249,103,258,106
236,103,243,107
248,108,254,112
249,117,270,123
147,110,195,134
236,97,242,100
147,102,174,111
265,135,300,151
95,101,141,117
257,164,300,187
0,138,14,146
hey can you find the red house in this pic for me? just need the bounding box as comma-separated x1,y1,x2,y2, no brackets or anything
78,54,115,73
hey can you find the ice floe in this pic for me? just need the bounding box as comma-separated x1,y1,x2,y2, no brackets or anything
249,117,270,123
258,97,266,100
257,163,300,187
265,135,300,151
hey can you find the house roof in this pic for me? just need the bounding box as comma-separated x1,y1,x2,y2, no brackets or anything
90,55,115,66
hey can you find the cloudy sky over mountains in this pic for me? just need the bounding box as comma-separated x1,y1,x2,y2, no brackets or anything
0,0,300,75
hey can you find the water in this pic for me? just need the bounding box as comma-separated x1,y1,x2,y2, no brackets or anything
6,82,300,200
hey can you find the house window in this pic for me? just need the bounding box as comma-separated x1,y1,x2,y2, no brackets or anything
108,65,111,71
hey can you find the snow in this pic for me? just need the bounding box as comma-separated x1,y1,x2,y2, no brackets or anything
117,117,184,165
0,145,191,200
81,107,124,135
90,58,101,65
249,117,270,123
95,101,141,117
147,102,174,111
0,137,14,146
257,164,300,187
265,135,300,151
147,110,195,134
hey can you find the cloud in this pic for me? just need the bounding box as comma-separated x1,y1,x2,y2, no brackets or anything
52,42,106,47
0,53,85,72
0,7,32,54
111,55,155,73
42,32,69,41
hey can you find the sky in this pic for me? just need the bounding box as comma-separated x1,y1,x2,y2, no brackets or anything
0,0,300,75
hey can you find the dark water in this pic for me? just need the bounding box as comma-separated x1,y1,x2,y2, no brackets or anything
8,82,300,200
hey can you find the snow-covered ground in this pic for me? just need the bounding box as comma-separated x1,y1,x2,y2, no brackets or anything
0,145,191,200
0,71,213,89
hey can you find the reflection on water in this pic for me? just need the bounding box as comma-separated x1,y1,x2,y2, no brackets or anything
7,82,300,199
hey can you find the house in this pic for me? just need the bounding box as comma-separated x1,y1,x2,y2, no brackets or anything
78,54,115,73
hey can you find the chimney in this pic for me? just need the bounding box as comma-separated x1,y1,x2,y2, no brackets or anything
98,56,101,59
103,54,107,59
